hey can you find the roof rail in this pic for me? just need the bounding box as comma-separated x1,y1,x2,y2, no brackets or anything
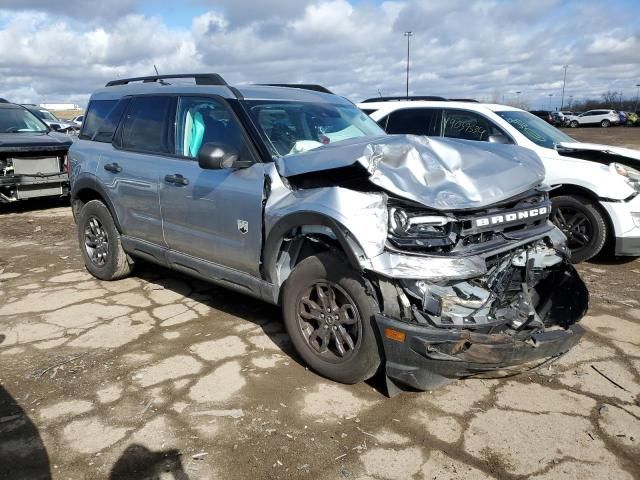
105,73,228,87
361,95,447,103
259,84,334,94
448,98,479,103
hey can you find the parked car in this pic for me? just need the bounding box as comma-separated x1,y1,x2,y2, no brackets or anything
568,109,620,128
554,111,578,126
69,73,588,394
71,115,84,126
21,105,80,134
359,97,640,262
529,110,554,124
0,102,72,202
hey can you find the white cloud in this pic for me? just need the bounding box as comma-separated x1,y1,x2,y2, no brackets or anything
0,0,637,108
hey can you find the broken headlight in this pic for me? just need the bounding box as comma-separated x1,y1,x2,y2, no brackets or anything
611,162,640,192
388,206,458,251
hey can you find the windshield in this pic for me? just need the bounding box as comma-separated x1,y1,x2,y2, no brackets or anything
496,110,575,149
244,100,385,157
32,109,59,122
0,108,48,133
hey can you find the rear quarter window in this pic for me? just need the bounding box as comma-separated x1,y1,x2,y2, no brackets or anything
80,99,129,142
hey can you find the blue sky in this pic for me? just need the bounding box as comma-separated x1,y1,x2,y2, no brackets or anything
0,0,638,108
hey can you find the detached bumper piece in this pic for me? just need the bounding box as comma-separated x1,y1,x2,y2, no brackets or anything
376,314,585,393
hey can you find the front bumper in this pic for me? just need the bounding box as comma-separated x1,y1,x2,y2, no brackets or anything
600,194,640,256
376,314,585,391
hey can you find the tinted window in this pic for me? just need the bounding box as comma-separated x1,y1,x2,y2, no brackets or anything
81,99,129,142
442,109,504,141
176,96,251,161
385,108,438,135
118,96,173,154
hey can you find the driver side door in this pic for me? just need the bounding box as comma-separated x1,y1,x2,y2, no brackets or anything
159,96,265,277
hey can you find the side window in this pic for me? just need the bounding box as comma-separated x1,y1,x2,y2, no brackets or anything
442,109,503,142
385,108,438,135
118,96,173,154
80,99,128,142
176,96,251,160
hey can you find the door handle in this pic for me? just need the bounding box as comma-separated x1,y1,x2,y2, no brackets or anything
164,174,189,186
103,162,122,173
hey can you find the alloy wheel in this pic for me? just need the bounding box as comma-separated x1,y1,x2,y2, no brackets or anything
552,207,594,255
296,281,362,363
84,216,109,266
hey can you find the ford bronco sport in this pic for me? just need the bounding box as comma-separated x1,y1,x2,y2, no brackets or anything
69,74,588,393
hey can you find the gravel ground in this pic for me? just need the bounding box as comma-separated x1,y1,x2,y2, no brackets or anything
1,128,639,480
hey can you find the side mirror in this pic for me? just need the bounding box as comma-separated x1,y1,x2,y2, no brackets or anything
198,142,241,170
488,134,510,144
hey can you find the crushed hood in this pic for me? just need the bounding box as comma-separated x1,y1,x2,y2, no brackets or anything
557,142,640,166
276,135,545,210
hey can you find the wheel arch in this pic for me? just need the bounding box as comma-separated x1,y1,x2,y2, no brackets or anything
71,178,122,232
263,212,366,288
550,183,614,248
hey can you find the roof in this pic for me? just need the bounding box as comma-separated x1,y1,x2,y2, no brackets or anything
356,99,522,113
90,74,347,105
0,102,25,110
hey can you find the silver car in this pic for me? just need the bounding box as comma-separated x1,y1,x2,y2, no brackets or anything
69,73,588,394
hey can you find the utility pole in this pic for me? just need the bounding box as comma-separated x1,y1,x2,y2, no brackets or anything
404,31,413,98
635,84,640,112
548,93,553,110
560,64,568,110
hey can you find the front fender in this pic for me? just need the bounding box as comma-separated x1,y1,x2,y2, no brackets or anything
264,186,389,283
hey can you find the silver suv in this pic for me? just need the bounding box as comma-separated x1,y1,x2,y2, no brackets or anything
69,73,588,394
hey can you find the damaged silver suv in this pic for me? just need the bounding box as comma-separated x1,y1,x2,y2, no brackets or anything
69,74,588,393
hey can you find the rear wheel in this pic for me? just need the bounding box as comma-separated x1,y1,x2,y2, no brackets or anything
551,195,607,263
282,252,381,384
77,200,133,280
601,119,611,128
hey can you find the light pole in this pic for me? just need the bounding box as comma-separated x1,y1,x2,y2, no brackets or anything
548,93,553,110
560,65,568,110
404,31,413,98
569,95,574,110
635,84,640,112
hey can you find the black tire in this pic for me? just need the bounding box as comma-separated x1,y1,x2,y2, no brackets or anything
282,252,381,384
570,120,579,128
601,119,611,128
77,200,133,280
551,195,607,263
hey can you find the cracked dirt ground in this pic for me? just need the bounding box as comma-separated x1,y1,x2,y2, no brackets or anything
0,203,639,480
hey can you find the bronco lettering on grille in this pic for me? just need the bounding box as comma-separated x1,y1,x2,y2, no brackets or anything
475,206,548,228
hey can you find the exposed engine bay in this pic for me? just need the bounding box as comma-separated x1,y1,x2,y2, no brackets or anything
398,240,587,333
0,151,68,202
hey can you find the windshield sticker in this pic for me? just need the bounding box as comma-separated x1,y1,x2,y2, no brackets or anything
505,118,547,143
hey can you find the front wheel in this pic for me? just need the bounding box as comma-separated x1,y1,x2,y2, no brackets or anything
551,195,607,263
77,200,133,280
282,252,381,384
570,120,579,128
601,119,611,128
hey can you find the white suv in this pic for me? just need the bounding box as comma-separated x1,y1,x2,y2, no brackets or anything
569,109,620,128
359,99,640,262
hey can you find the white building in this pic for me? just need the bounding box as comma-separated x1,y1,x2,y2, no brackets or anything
39,103,82,111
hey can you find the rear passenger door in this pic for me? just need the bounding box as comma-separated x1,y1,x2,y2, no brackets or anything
380,108,440,136
159,96,265,277
98,95,175,247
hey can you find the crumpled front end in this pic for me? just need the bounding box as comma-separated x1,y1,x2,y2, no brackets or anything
264,136,588,392
371,234,588,393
